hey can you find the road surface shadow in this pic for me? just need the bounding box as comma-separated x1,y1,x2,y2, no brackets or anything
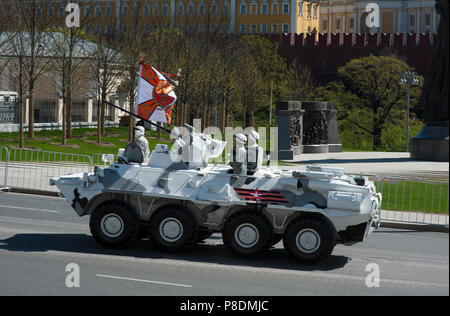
291,157,413,165
0,233,349,272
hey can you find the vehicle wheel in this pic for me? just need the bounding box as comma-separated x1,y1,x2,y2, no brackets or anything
89,201,139,248
149,205,198,252
196,229,213,243
222,210,273,258
283,217,336,264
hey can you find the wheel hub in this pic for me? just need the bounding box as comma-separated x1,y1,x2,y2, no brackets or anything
296,229,321,254
160,218,183,242
235,223,260,248
100,214,124,238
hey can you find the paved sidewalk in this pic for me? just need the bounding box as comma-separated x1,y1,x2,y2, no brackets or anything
282,152,449,180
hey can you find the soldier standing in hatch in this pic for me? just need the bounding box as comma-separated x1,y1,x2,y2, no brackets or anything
134,126,150,164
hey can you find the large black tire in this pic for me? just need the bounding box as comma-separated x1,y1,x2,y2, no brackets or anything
89,201,139,249
222,210,273,258
283,217,336,264
149,205,198,252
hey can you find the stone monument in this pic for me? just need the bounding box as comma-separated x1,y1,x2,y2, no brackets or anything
276,101,342,159
411,0,449,162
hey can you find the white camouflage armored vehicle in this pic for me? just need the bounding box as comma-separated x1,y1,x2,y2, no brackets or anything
50,125,381,264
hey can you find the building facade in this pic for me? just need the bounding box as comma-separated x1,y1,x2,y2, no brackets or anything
0,0,320,35
319,0,438,34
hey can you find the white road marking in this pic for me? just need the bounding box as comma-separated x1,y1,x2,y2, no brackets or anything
0,204,59,213
96,274,192,288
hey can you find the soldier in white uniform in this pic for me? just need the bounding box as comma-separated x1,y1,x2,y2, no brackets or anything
134,126,150,164
247,130,263,172
231,133,247,175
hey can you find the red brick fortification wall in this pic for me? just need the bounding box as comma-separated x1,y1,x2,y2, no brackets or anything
267,33,435,84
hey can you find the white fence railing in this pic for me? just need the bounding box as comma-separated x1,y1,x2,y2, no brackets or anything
0,147,448,226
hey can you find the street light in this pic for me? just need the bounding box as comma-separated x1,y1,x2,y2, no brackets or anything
400,71,420,152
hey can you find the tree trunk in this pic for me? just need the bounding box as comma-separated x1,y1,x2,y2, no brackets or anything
19,97,24,148
372,124,382,151
62,98,67,145
27,90,34,139
66,89,72,138
97,99,102,144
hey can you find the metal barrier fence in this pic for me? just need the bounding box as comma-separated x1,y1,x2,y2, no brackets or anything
0,147,448,227
0,146,9,190
380,177,449,226
5,148,92,193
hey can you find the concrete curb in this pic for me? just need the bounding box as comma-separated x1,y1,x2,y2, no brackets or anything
9,187,60,197
381,221,449,233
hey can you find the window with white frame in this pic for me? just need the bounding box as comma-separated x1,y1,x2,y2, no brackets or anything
105,24,111,34
199,2,205,15
282,23,289,33
198,24,205,32
240,2,247,15
424,11,432,33
271,23,278,33
239,24,246,34
282,2,289,14
261,2,268,14
210,24,217,33
106,4,113,16
250,24,257,33
336,17,341,31
58,4,65,17
307,3,311,17
132,5,139,16
211,2,218,15
36,5,42,17
298,1,303,16
95,5,101,17
272,1,278,14
261,23,268,34
152,3,159,16
313,4,318,18
223,2,229,15
349,17,355,30
178,2,184,15
222,23,229,33
408,11,416,32
162,3,169,16
322,19,328,31
188,2,194,15
251,1,257,15
187,24,194,33
122,4,128,16
47,5,54,17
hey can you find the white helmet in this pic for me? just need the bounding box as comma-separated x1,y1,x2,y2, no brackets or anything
235,133,247,145
248,130,260,142
134,126,145,139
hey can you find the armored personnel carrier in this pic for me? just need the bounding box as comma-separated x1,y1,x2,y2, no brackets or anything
50,125,381,264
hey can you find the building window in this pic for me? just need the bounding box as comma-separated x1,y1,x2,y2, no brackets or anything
307,26,311,33
222,23,229,33
251,2,257,15
178,3,184,15
122,25,128,33
349,17,355,30
133,5,139,16
162,3,169,16
199,3,205,15
84,5,91,17
272,2,278,15
211,3,217,15
239,24,246,34
198,24,205,33
282,23,289,33
47,5,54,17
282,2,289,14
58,4,65,17
95,5,101,17
187,24,194,33
261,3,268,15
298,1,303,16
313,4,318,18
336,17,341,31
271,23,278,33
152,3,159,16
223,2,229,16
122,4,128,16
322,19,328,31
307,3,311,17
94,25,100,35
106,4,112,16
105,25,111,34
249,24,257,33
424,11,432,33
261,23,268,34
84,26,90,34
210,24,217,33
409,12,416,32
143,3,150,16
188,3,194,15
240,3,247,15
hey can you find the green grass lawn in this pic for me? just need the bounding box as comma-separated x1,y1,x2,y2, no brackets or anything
380,180,449,214
0,126,171,161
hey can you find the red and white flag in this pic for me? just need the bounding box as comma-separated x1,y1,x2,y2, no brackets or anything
135,61,177,124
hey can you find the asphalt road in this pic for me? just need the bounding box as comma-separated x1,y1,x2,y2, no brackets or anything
0,192,448,296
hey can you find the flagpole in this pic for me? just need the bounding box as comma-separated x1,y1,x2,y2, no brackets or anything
104,100,172,134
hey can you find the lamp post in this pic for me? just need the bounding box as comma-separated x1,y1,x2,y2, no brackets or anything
400,71,420,152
